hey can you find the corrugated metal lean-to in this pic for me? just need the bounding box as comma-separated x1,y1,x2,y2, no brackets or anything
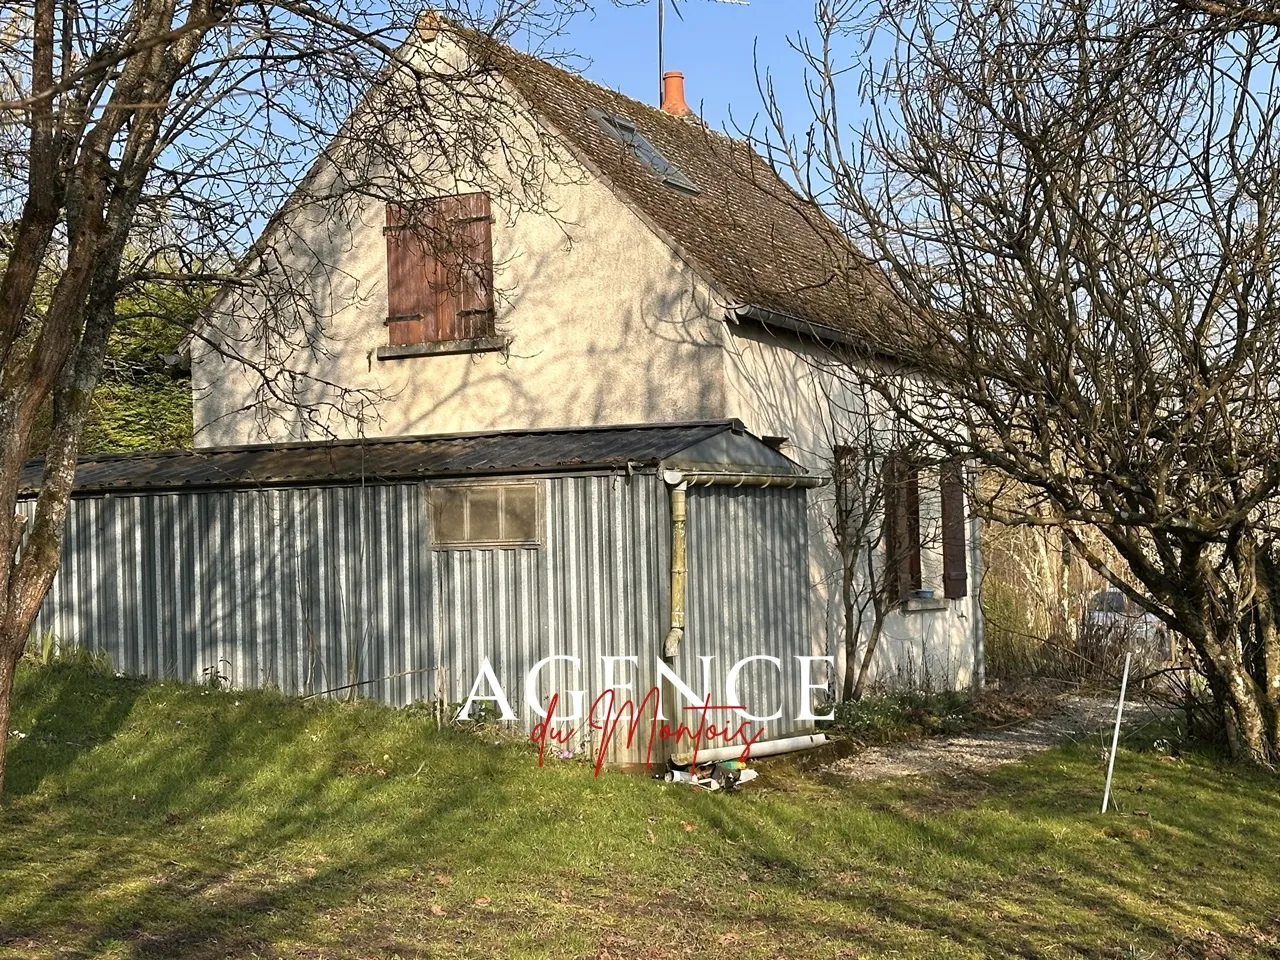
19,421,821,764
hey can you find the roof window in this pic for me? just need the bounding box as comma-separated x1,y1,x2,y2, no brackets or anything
588,107,701,195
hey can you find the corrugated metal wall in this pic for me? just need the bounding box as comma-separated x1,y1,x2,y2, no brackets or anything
684,485,814,744
27,485,438,705
23,474,812,763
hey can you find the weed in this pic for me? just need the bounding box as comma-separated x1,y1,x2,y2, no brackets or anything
22,633,112,674
822,689,974,743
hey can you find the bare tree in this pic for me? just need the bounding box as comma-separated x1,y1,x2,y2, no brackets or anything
829,404,938,701
0,1,588,793
759,0,1280,763
831,439,889,701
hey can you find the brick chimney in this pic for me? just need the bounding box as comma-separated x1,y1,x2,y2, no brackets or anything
661,71,693,118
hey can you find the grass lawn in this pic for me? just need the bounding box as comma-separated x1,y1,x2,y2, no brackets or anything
1,660,1277,959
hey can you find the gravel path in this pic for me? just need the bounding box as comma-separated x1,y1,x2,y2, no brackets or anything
827,695,1149,781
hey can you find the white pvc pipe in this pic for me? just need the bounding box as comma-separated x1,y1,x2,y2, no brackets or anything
1101,652,1132,814
674,733,828,766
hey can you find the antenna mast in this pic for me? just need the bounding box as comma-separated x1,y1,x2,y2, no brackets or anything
658,0,665,101
657,0,750,105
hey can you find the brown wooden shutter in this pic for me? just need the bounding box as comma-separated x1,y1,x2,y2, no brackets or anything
832,445,856,552
884,454,922,604
424,194,459,342
386,193,493,345
883,456,906,603
882,455,899,601
905,463,922,594
941,461,968,599
385,202,435,345
422,192,494,342
455,192,494,340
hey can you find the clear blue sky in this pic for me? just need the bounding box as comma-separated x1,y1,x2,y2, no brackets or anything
543,1,823,139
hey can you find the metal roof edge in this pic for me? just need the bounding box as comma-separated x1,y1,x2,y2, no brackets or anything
35,463,670,499
18,421,767,497
729,302,919,370
38,419,746,468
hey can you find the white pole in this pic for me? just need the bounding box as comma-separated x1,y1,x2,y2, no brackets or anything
1101,652,1132,814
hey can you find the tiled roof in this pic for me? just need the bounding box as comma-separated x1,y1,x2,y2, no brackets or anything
468,31,890,341
18,421,791,494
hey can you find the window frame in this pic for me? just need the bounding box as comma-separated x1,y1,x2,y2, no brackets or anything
428,480,544,549
587,107,702,195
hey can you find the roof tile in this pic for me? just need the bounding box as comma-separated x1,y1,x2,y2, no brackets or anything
469,32,890,339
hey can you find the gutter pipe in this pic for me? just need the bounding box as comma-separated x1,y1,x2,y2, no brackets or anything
662,470,688,659
681,471,825,490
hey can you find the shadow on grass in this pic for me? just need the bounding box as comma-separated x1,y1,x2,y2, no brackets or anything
2,663,1279,960
5,663,146,799
0,664,545,959
697,744,1280,959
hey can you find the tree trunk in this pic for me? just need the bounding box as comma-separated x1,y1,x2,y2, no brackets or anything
1197,617,1277,768
851,614,886,702
0,639,23,798
1222,676,1275,767
841,553,859,701
851,550,889,701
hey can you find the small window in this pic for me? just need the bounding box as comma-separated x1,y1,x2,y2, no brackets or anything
883,457,968,604
430,482,542,547
588,107,702,195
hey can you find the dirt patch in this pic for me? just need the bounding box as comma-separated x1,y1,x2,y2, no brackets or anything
827,695,1136,781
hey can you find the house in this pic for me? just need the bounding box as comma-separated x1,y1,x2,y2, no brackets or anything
193,22,985,696
30,21,983,756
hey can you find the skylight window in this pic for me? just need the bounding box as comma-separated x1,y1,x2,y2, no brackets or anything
588,107,702,195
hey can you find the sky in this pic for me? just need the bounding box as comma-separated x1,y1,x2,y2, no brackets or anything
542,0,823,140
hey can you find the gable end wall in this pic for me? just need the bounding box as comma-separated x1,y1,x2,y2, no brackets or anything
192,60,729,446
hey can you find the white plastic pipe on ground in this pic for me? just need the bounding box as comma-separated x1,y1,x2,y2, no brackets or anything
674,733,828,766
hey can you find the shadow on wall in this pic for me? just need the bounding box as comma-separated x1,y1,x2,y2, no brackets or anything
386,256,724,438
193,175,728,447
33,485,443,710
720,323,979,695
717,322,855,693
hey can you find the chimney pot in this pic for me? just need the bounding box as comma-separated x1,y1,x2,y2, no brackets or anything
661,71,693,118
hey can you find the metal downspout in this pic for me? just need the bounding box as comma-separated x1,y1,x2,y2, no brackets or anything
662,470,688,659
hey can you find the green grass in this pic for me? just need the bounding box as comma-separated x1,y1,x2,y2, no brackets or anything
2,660,1278,959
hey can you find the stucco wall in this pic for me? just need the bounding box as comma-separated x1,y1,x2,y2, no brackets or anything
720,321,981,693
192,57,727,446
